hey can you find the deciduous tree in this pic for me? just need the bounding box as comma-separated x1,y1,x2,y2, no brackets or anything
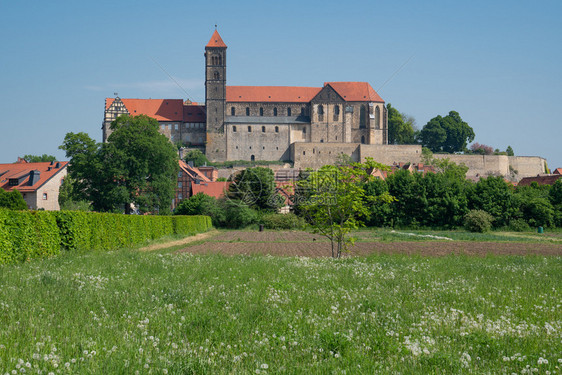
387,103,416,145
419,111,475,153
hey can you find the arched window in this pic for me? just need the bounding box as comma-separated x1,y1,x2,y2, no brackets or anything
303,127,307,134
231,107,235,116
318,105,324,121
287,107,291,116
251,155,255,161
360,105,366,129
248,126,252,132
273,107,278,116
218,55,222,65
214,71,220,80
375,106,380,129
300,107,305,116
333,105,340,121
259,107,264,116
361,135,366,144
246,107,250,116
262,126,266,133
275,126,279,133
233,125,237,132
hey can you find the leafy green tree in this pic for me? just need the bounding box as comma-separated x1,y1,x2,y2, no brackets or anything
228,167,282,211
419,111,475,153
21,154,57,163
506,146,514,156
58,177,91,211
0,189,27,210
468,176,519,227
60,115,179,214
549,179,562,206
174,193,224,226
219,198,257,228
184,149,209,167
295,158,394,258
387,103,415,144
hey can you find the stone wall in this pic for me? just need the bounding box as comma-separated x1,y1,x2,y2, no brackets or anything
432,154,547,179
508,156,548,177
226,123,292,161
359,144,422,165
292,143,360,168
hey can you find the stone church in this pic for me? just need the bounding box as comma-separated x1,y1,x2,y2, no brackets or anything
103,30,388,163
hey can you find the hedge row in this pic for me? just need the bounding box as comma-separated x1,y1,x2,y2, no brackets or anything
0,210,212,264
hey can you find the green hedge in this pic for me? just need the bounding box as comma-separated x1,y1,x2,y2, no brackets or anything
0,209,212,264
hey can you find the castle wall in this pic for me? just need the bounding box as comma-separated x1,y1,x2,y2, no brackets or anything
359,144,422,165
226,123,291,161
508,156,548,177
432,154,510,177
292,143,360,168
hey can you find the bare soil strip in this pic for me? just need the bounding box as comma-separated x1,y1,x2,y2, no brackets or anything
177,231,562,257
138,230,219,252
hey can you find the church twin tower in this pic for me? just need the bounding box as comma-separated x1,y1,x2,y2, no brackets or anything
204,30,228,161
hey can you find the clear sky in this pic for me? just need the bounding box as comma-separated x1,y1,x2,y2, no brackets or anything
1,0,561,169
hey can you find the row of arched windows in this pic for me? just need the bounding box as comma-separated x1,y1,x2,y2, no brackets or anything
314,104,380,129
232,125,280,133
210,55,222,65
317,104,342,121
231,107,298,117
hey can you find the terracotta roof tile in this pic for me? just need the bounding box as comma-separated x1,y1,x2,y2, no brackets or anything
206,30,227,48
191,181,231,198
226,86,321,103
0,161,68,193
518,175,562,186
325,82,384,102
179,160,210,182
553,168,562,175
106,98,184,122
182,105,206,122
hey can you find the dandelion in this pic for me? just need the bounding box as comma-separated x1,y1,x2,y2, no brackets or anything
538,357,548,365
260,364,269,369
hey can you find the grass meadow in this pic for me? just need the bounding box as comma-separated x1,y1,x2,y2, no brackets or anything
0,233,561,374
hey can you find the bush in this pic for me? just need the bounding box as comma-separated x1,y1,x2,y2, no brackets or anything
464,210,494,233
220,200,257,229
175,193,225,226
260,213,306,230
0,210,212,264
508,218,531,232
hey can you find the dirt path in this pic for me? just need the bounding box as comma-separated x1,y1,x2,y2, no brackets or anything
138,230,219,252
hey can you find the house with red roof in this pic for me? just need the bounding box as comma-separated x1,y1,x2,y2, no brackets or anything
103,29,388,165
0,159,68,210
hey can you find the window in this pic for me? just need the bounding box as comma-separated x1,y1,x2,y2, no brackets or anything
178,171,183,177
303,127,306,134
233,125,237,132
246,107,250,116
375,106,380,129
218,55,222,65
360,105,367,129
334,105,340,121
214,71,220,80
178,193,183,200
273,107,278,116
259,107,264,116
42,193,48,200
231,107,235,116
251,155,255,161
262,126,266,133
318,105,324,122
301,107,305,116
287,107,291,116
275,126,279,133
178,182,183,188
248,126,252,132
361,135,366,144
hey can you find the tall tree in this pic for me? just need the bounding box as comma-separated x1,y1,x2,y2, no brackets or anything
184,149,209,167
386,103,416,144
21,154,57,163
60,115,179,214
227,167,281,211
419,111,475,153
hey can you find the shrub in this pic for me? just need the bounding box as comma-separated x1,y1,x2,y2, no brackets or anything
175,193,225,226
508,218,531,232
260,213,306,230
464,210,494,233
220,200,257,229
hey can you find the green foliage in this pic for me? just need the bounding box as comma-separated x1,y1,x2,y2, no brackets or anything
0,189,28,210
0,210,212,264
464,210,494,232
508,218,530,232
184,149,209,167
386,103,416,144
219,199,257,229
58,176,91,211
519,197,554,228
259,213,306,230
296,158,394,257
506,145,514,156
549,179,562,205
59,115,179,214
228,167,282,211
468,176,518,227
21,154,57,163
419,111,475,153
174,193,225,226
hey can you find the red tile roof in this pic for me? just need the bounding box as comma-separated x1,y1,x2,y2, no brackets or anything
191,181,231,198
325,82,384,102
553,168,562,175
182,105,206,123
206,30,227,48
179,160,210,182
517,175,562,186
0,161,68,193
226,86,322,103
106,98,184,122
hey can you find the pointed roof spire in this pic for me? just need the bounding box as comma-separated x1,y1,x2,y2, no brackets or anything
206,29,227,48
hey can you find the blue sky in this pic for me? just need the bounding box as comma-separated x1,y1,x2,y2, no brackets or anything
1,0,561,168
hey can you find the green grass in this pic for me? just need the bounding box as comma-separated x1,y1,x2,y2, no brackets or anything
1,248,561,374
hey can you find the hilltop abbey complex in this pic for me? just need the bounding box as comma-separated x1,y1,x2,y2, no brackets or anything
102,30,547,177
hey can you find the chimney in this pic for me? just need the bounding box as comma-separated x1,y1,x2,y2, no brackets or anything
29,170,41,186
